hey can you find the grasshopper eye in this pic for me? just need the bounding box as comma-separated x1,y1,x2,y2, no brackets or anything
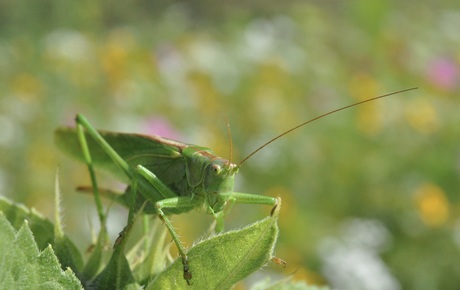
211,164,221,175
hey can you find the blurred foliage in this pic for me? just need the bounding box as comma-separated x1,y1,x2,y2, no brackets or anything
1,1,460,289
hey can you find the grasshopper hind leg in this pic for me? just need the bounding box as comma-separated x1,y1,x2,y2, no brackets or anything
76,119,107,231
75,114,204,285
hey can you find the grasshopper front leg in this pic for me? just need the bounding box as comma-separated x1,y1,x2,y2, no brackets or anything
231,192,279,211
212,193,278,233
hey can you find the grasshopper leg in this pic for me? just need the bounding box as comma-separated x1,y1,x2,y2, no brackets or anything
154,196,199,285
136,165,200,285
75,118,107,230
231,192,278,208
213,193,278,234
75,115,197,284
76,114,140,249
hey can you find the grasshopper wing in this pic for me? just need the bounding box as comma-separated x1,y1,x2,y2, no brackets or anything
55,128,188,190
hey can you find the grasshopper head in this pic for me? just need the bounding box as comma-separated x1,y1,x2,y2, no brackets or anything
204,158,239,213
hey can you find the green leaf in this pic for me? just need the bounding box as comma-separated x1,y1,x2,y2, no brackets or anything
0,195,84,276
0,196,54,249
54,171,85,276
128,218,169,285
147,203,280,290
80,227,108,281
250,277,331,290
90,247,141,290
0,213,82,289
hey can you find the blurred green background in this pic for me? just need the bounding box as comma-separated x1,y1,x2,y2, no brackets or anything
1,1,460,289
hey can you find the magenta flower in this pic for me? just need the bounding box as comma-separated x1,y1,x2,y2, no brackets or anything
142,117,182,140
427,58,458,91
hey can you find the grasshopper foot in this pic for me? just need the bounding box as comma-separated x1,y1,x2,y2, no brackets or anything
114,227,127,248
182,255,192,285
270,197,281,216
271,256,287,268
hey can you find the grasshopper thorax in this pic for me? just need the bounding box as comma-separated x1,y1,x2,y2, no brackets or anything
204,158,238,214
183,146,239,214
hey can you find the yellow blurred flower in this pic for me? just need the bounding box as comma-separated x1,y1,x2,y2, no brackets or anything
100,30,135,88
265,186,295,220
10,73,44,101
101,42,128,85
405,98,439,134
415,183,449,227
348,73,382,135
292,266,325,285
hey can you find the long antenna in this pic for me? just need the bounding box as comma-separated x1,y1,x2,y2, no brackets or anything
223,113,233,163
238,87,418,166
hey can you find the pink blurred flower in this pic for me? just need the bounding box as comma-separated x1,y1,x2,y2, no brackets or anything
427,58,458,91
142,117,181,140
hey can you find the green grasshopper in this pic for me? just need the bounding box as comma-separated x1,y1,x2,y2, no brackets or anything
55,88,416,285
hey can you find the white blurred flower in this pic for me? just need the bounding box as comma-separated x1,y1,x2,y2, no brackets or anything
318,218,400,290
44,29,94,62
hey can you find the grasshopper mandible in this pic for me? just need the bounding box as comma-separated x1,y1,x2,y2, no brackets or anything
55,88,417,285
